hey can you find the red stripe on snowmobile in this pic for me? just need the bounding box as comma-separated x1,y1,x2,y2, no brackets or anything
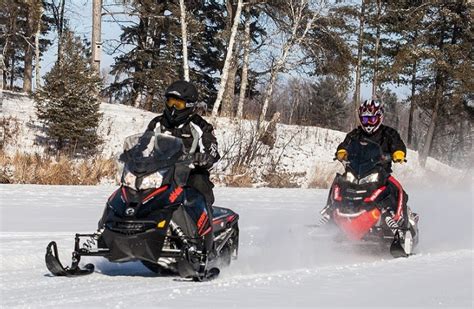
108,188,119,202
364,186,387,202
333,208,381,240
197,211,208,233
200,226,212,236
169,187,183,203
121,187,128,202
143,185,169,203
227,214,236,222
388,176,404,221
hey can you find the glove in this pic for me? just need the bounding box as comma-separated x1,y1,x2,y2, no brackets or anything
193,152,212,167
392,150,405,163
336,149,348,161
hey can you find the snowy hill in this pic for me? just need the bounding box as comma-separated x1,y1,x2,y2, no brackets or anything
1,92,467,187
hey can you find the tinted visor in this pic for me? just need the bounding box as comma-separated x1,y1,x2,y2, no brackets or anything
361,115,379,125
166,97,186,110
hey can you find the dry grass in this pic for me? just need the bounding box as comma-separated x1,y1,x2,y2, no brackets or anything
263,171,303,188
221,166,254,187
0,150,117,185
307,163,339,189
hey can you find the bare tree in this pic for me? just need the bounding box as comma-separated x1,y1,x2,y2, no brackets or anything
371,0,381,96
212,0,244,116
353,0,366,127
237,5,252,119
35,1,43,90
179,0,189,81
258,0,323,128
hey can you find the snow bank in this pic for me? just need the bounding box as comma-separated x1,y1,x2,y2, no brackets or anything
1,93,467,187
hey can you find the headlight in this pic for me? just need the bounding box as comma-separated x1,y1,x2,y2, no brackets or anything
345,172,357,183
359,172,379,184
122,167,137,190
139,170,164,190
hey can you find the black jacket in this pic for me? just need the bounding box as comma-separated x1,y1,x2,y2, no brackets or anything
146,113,220,170
337,125,406,172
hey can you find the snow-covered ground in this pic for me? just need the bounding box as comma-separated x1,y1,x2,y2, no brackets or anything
0,184,472,308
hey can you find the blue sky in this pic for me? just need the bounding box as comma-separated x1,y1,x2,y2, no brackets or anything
40,0,410,100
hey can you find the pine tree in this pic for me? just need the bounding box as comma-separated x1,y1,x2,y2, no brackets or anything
35,31,102,156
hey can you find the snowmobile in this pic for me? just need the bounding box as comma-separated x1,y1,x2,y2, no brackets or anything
321,138,419,258
45,132,239,281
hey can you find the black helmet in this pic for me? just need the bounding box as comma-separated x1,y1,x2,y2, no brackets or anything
163,80,198,126
165,80,198,103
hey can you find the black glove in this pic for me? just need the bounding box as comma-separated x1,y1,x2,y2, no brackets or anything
193,152,212,167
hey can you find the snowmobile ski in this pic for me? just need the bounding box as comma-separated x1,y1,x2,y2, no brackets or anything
45,241,94,277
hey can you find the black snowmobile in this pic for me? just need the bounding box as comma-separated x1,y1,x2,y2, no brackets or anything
322,138,419,258
45,132,239,281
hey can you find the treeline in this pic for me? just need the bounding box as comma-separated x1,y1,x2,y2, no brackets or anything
0,0,472,168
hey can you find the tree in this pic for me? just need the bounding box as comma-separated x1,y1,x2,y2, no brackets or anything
211,0,243,117
416,1,472,166
35,31,102,155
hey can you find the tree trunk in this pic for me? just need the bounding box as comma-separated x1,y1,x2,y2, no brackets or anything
23,45,33,93
259,2,318,128
221,56,238,117
407,61,417,148
0,55,4,91
211,0,243,116
57,0,66,65
10,55,15,90
371,0,381,96
23,4,34,93
179,0,189,81
419,81,442,167
353,0,366,127
35,2,43,90
236,6,251,119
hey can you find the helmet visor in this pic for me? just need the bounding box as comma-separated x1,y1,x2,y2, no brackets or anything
166,97,186,110
361,115,379,125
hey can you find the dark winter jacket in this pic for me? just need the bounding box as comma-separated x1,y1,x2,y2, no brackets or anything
337,125,406,173
146,113,220,171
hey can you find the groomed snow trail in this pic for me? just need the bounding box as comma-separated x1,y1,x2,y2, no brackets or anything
0,184,472,308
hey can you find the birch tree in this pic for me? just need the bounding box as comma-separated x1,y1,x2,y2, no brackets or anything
236,5,252,119
353,0,366,126
179,0,189,81
34,2,43,90
211,0,243,116
258,0,322,127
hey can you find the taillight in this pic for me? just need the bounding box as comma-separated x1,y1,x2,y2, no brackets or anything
333,185,342,201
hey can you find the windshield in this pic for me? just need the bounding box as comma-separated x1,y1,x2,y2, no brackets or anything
120,132,185,176
345,138,383,177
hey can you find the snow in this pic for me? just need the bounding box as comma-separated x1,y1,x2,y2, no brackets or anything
1,92,472,307
1,184,472,308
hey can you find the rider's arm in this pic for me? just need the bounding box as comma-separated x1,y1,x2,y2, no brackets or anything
192,116,220,169
336,129,359,159
386,127,407,162
146,115,163,132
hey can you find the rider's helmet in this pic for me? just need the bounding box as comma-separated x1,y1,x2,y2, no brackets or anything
164,80,198,126
358,98,384,134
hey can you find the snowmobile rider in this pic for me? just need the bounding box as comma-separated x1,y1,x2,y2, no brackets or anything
146,80,220,216
320,98,411,228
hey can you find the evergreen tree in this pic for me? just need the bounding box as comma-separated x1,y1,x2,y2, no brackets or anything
0,0,53,91
35,31,102,156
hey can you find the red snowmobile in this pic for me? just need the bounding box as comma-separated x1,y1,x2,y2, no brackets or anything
322,138,419,257
45,133,239,281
